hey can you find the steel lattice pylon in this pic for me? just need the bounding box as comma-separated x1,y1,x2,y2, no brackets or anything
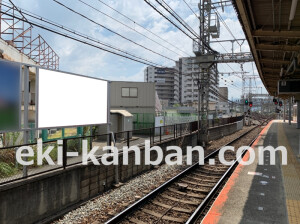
190,0,257,145
193,0,217,146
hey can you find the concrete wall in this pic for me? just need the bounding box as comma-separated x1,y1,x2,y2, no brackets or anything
0,39,39,66
0,170,80,224
208,120,243,141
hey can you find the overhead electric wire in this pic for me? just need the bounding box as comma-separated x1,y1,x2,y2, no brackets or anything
212,6,242,47
0,8,164,67
76,0,185,58
222,81,243,92
7,0,31,25
182,0,198,19
219,64,243,90
165,0,243,103
209,38,242,78
212,41,243,79
219,67,243,92
252,62,258,88
180,0,244,78
181,0,234,57
52,0,176,62
143,0,195,40
217,92,243,105
219,63,242,80
179,0,244,94
155,0,217,53
176,1,244,94
96,0,192,57
220,79,243,92
157,0,199,38
144,0,246,87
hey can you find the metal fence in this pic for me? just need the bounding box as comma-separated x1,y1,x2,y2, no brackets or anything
132,113,155,130
0,116,243,185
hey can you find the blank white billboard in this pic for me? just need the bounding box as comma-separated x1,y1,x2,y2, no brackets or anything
38,69,108,129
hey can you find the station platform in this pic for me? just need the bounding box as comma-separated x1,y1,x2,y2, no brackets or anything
202,120,300,224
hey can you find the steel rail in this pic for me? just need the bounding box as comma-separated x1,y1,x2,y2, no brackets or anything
105,124,262,224
186,126,262,223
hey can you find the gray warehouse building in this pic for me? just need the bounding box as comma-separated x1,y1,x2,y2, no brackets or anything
110,81,156,114
110,81,156,129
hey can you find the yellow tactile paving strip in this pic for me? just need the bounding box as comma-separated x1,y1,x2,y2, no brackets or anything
278,123,300,224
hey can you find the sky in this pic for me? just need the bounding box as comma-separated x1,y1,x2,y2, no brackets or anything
9,0,267,100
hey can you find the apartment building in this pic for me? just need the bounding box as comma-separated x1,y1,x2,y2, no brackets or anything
218,87,230,114
177,57,219,105
144,57,219,107
144,66,179,106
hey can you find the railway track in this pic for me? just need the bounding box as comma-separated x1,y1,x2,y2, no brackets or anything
250,113,276,126
104,125,263,224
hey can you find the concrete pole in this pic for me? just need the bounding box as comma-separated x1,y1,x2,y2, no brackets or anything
297,101,300,129
289,97,292,125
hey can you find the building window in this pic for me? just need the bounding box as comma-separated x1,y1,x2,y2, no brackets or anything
122,87,138,98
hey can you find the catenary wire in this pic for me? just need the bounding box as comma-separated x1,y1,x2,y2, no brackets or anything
77,0,185,58
52,0,176,62
95,0,192,57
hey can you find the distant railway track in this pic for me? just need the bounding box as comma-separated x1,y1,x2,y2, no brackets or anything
105,123,265,224
250,113,275,126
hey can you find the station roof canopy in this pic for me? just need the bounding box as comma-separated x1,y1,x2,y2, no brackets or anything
233,0,300,97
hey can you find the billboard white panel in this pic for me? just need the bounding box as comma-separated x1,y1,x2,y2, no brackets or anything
38,69,108,129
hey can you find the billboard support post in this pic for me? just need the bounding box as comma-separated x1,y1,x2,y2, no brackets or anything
23,66,29,177
63,139,67,169
90,125,93,150
35,67,39,139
